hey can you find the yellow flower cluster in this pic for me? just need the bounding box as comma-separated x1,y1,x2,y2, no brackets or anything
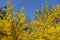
0,0,60,40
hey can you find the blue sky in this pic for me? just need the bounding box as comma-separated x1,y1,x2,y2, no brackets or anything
0,0,60,20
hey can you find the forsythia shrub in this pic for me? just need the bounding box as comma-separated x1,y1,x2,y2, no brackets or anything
0,0,60,40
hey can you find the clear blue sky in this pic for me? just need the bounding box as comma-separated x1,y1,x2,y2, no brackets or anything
0,0,60,20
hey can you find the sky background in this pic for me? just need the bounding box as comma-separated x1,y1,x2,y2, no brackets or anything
0,0,60,20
